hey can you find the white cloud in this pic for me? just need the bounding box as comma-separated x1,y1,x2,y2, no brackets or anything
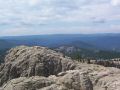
0,28,29,36
29,0,40,6
0,0,120,36
111,0,120,6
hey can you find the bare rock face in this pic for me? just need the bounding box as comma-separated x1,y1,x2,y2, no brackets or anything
56,70,93,90
0,46,76,86
2,70,93,90
3,76,55,90
2,45,120,90
92,67,120,90
72,63,120,90
78,64,120,90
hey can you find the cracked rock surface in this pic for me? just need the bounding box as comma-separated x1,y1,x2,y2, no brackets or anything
0,46,93,90
0,46,76,86
1,46,120,90
2,70,93,90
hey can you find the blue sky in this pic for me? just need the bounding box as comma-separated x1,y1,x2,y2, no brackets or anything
0,0,120,36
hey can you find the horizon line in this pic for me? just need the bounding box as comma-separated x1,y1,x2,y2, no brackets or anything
1,32,120,38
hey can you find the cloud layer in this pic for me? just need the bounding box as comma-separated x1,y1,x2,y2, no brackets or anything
0,0,120,36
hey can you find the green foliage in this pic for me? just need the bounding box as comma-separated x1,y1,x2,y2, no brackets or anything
95,50,120,59
61,48,120,60
69,52,81,59
0,49,7,64
60,50,82,61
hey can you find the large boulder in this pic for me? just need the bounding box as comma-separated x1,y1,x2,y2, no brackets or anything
56,70,93,90
2,70,93,90
0,46,76,86
4,45,120,90
92,67,120,90
3,76,55,90
80,64,120,90
73,63,120,90
94,74,120,90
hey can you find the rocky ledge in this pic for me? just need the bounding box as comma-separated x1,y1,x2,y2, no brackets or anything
0,46,120,90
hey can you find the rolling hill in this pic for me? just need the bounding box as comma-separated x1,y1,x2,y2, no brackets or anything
0,34,120,61
1,34,120,51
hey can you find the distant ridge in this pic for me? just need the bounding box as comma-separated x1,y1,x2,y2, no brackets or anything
1,34,120,51
0,39,15,49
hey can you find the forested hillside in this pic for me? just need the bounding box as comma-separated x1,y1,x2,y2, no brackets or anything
1,34,120,63
0,49,7,63
1,34,120,51
55,46,120,60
